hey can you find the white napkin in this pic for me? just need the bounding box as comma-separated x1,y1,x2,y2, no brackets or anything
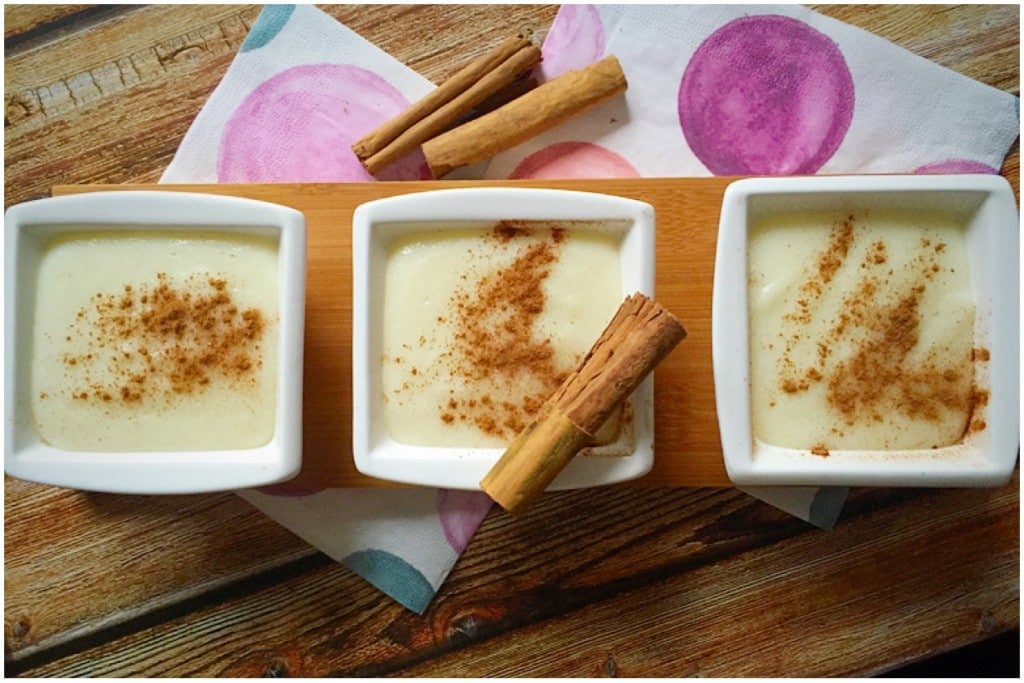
161,3,1019,612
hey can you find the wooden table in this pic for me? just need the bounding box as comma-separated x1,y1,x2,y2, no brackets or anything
5,5,1019,677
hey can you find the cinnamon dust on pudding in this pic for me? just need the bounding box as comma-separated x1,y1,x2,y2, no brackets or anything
61,273,266,407
380,221,624,447
442,224,569,438
747,208,982,452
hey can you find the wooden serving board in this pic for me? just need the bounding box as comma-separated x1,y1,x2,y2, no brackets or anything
55,179,735,488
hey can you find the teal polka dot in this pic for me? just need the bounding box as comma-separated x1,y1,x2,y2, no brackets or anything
241,5,295,52
343,549,435,614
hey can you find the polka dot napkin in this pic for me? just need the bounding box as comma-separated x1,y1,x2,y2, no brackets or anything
485,4,1018,179
161,4,1019,613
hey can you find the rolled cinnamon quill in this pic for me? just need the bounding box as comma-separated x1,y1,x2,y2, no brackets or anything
480,293,686,516
423,54,628,178
352,36,542,175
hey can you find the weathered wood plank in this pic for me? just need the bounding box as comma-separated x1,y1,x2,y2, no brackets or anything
3,476,315,661
4,5,101,42
814,4,1020,94
5,7,257,204
4,6,255,91
321,4,559,81
398,476,1019,677
13,475,1017,677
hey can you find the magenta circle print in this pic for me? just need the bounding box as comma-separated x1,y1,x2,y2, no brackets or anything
218,64,429,182
678,15,854,175
539,4,606,82
437,489,492,553
915,159,999,175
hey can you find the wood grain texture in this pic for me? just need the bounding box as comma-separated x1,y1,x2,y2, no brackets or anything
3,476,315,661
4,5,101,41
4,4,261,205
4,3,1019,677
55,178,737,489
14,474,1018,677
398,475,1019,678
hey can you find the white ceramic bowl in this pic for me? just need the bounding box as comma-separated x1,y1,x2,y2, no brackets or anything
713,175,1019,487
352,187,655,490
4,191,307,494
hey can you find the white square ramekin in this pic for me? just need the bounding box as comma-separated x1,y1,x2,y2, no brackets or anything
4,191,307,494
712,174,1019,487
352,187,655,490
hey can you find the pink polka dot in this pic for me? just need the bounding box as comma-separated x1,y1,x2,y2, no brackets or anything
915,159,999,175
539,5,605,82
437,489,493,553
218,64,430,182
678,15,854,175
510,142,639,180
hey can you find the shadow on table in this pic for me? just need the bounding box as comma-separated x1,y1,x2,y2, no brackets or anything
880,628,1019,678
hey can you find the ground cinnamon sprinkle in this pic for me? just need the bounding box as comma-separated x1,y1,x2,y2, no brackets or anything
384,222,621,443
62,273,266,406
784,217,854,326
773,213,975,438
438,223,570,438
817,216,854,284
824,289,970,423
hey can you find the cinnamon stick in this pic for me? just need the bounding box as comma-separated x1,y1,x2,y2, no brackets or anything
480,293,686,516
454,73,539,127
352,36,542,175
422,54,627,179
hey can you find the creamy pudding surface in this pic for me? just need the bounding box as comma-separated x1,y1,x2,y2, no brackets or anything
31,230,279,451
748,209,978,452
382,222,623,448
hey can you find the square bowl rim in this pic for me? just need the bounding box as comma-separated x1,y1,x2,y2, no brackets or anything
712,174,1020,487
4,190,307,494
352,187,656,490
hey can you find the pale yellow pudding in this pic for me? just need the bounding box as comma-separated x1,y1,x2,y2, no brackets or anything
748,209,976,452
381,222,623,448
30,230,279,451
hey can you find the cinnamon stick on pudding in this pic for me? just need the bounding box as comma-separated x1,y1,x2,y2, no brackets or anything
480,293,686,516
352,35,542,175
423,54,628,178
